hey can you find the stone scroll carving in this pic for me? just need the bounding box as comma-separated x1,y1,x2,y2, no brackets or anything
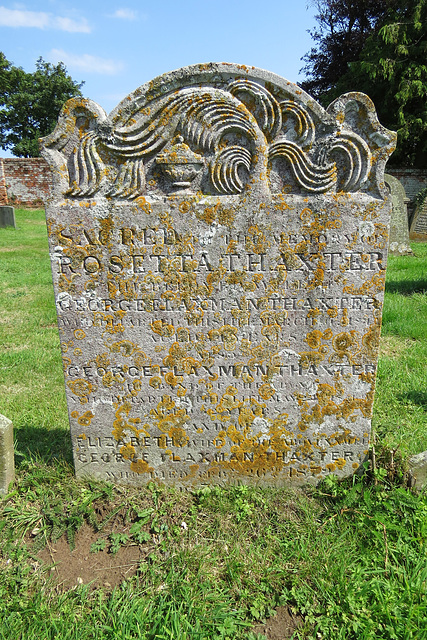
43,65,394,201
41,64,396,488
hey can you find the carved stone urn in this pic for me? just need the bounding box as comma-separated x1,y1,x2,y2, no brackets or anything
156,136,204,189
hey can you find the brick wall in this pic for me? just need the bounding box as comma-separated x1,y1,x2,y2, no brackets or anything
0,158,52,207
386,168,427,204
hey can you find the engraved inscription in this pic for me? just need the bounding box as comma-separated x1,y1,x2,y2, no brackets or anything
41,63,396,487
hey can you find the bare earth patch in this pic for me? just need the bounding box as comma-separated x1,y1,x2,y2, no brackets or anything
36,525,304,637
252,606,303,639
37,524,144,591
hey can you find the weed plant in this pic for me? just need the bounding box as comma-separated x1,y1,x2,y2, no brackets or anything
0,211,426,639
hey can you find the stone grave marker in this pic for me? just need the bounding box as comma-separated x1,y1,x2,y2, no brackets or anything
384,174,412,255
410,197,427,242
0,206,16,228
0,414,15,497
41,63,396,487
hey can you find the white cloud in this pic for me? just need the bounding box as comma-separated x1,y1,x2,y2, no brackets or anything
0,6,48,28
52,16,91,33
50,49,124,75
0,6,91,32
111,8,138,20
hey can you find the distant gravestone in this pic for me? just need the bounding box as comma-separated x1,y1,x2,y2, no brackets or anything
0,206,16,228
0,414,15,497
41,64,396,487
384,174,413,255
410,198,427,241
409,450,427,489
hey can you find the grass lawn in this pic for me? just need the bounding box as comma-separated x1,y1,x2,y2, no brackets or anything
0,209,426,640
373,246,427,456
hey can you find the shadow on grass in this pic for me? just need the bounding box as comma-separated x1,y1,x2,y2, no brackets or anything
385,279,427,295
15,426,73,467
396,390,427,409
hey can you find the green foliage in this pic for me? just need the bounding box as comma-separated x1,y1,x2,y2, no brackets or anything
0,52,83,157
90,538,107,553
301,0,427,167
295,474,427,639
300,0,398,99
381,244,427,338
109,533,130,554
129,508,153,544
414,186,427,208
0,209,70,460
340,0,427,167
2,455,113,551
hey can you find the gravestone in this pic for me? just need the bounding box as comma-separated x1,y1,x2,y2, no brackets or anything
0,206,16,228
409,450,427,489
410,197,427,241
0,414,15,496
384,174,412,255
41,63,396,487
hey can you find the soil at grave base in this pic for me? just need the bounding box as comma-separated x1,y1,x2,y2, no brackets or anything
251,607,303,640
37,523,144,591
37,527,304,638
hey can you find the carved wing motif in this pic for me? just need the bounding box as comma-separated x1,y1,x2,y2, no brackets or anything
228,79,282,141
41,65,396,200
269,140,337,193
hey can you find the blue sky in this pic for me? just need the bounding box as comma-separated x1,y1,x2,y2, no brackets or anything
1,1,317,153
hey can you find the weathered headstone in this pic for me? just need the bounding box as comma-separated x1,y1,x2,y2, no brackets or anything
41,63,396,487
409,450,427,489
384,174,413,255
0,206,16,228
409,197,427,241
0,414,15,496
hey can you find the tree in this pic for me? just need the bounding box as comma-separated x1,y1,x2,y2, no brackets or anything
300,0,398,100
0,53,84,157
300,0,427,167
331,0,427,166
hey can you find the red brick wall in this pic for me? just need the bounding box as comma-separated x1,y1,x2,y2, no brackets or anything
0,158,52,207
